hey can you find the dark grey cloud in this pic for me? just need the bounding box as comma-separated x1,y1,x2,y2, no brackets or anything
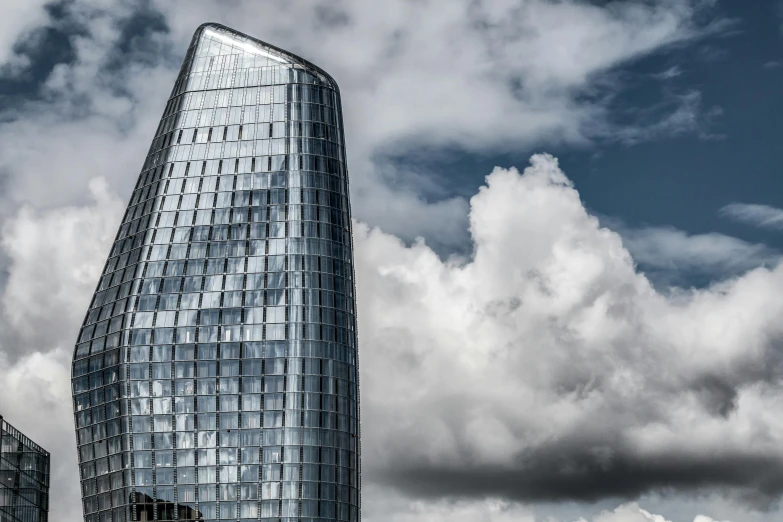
377,449,783,504
365,339,783,505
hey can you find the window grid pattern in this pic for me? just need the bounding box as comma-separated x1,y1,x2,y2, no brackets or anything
72,23,359,522
0,415,50,522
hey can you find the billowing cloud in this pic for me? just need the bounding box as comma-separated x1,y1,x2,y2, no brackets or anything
1,178,124,356
357,155,783,505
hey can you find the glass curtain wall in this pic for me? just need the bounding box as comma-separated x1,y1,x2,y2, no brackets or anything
0,415,50,522
72,23,360,522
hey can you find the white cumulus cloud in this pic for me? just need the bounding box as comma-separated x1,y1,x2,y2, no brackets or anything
1,178,124,356
356,155,783,505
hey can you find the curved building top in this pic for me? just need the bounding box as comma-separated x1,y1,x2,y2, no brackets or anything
185,22,340,92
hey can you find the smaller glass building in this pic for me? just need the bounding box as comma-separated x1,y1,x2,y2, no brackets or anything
0,415,50,522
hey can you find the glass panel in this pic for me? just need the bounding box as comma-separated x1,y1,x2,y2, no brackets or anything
71,22,359,522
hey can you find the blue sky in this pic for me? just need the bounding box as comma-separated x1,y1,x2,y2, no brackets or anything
2,1,783,522
383,0,783,279
557,1,783,249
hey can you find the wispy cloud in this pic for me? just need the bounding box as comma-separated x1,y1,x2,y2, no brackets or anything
609,90,724,145
652,65,684,80
721,203,783,230
618,225,779,278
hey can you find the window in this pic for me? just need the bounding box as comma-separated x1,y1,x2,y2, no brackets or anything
70,25,360,519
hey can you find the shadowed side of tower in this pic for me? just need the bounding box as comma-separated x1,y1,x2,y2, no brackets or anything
71,23,360,522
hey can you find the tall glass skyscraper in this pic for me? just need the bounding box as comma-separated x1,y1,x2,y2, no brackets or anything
71,23,360,522
0,414,50,522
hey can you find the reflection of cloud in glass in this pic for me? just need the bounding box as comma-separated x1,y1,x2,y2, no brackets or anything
130,492,203,521
71,22,360,522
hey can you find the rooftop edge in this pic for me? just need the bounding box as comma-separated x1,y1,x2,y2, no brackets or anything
193,22,341,93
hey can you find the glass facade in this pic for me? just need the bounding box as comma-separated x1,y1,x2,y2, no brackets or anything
71,23,360,522
0,415,50,522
